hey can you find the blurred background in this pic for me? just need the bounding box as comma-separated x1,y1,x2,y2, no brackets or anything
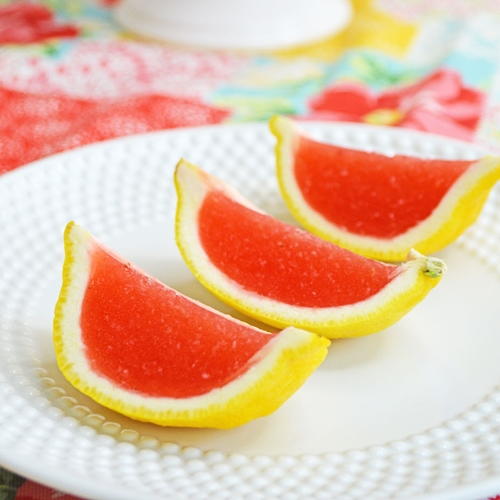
0,0,500,498
0,0,499,180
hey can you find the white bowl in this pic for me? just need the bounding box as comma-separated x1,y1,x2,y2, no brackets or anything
114,0,352,50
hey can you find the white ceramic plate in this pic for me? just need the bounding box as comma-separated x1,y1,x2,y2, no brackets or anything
0,123,499,500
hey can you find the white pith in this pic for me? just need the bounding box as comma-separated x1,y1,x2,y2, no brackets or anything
175,161,431,329
275,117,498,253
58,223,315,411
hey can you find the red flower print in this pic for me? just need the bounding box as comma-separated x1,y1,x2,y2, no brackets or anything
15,479,82,499
308,69,485,141
0,3,79,44
0,86,230,174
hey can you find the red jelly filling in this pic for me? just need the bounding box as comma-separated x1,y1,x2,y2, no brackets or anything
81,245,274,398
294,136,471,238
199,190,400,308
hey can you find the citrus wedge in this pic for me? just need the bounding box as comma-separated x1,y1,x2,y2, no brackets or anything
271,115,500,261
174,159,445,338
53,222,329,429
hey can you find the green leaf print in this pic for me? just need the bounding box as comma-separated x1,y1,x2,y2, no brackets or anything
0,469,25,500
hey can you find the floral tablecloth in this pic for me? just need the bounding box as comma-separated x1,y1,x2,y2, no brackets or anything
0,0,500,498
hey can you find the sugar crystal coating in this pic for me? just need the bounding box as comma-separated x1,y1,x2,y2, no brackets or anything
199,190,400,307
81,244,274,398
295,136,471,238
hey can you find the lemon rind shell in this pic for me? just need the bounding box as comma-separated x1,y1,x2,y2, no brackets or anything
53,222,329,429
270,115,500,262
174,160,444,339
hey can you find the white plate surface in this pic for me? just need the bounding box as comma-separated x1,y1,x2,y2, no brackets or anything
0,123,499,500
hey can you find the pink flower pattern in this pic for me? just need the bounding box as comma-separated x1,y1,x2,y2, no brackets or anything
307,69,485,141
0,3,79,44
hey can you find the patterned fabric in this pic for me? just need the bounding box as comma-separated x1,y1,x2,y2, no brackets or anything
0,3,78,43
306,69,485,141
0,0,499,498
0,86,229,174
